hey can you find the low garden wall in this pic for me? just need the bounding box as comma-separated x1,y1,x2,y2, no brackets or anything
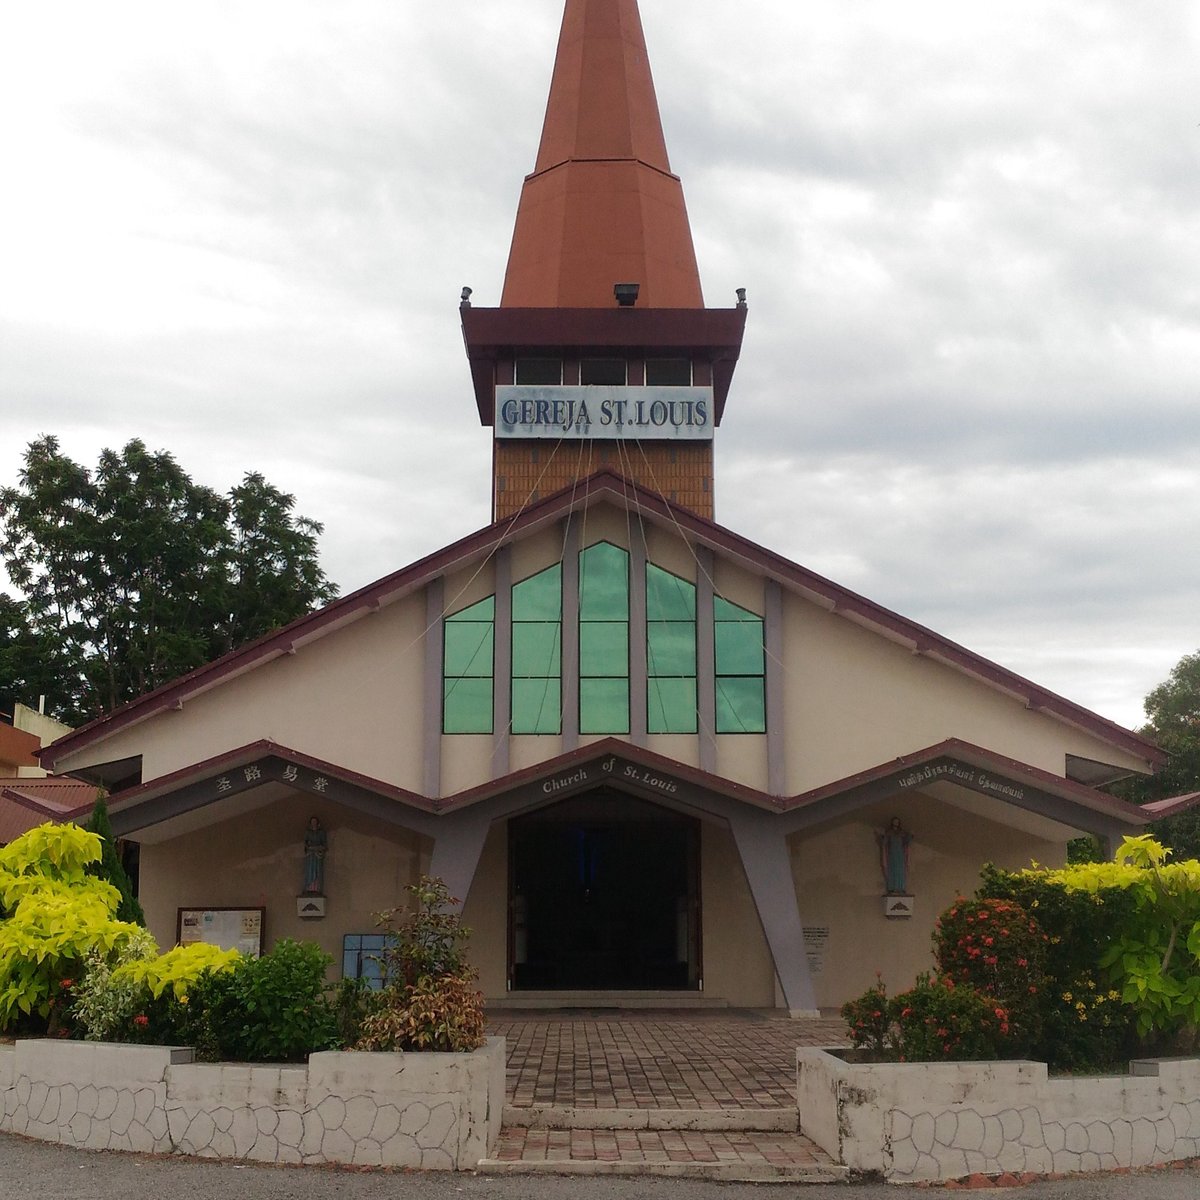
797,1047,1200,1182
0,1036,504,1170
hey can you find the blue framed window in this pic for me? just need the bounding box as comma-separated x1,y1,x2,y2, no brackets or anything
342,934,391,990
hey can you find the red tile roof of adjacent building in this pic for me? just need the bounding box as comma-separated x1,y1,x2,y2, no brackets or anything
0,778,95,843
0,722,40,772
501,0,703,308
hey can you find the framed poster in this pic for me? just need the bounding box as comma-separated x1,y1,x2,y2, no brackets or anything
177,907,265,957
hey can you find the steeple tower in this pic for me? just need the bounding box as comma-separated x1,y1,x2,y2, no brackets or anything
501,0,703,309
462,0,745,520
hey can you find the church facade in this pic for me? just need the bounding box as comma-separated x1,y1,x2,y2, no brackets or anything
40,0,1162,1013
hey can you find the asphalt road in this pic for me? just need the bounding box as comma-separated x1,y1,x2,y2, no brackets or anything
2,1136,1200,1200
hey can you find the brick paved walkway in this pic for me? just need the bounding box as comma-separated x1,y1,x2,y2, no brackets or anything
485,1010,848,1110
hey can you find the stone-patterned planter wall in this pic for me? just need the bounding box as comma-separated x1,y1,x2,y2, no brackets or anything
797,1047,1200,1182
0,1037,504,1170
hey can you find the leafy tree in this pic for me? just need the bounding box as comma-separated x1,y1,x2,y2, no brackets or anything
0,594,60,715
1111,650,1200,858
84,793,145,927
0,436,338,723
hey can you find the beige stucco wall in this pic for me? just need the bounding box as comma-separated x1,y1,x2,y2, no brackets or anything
57,589,431,792
780,595,1150,792
138,794,428,968
699,820,776,1007
461,823,509,997
790,790,1068,1009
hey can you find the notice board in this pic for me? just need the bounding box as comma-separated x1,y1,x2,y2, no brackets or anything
177,907,264,957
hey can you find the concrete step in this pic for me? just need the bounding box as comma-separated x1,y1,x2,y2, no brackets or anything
486,990,729,1009
475,1157,849,1182
477,1124,846,1182
504,1104,798,1131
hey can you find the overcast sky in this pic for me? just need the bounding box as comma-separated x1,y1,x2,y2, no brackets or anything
2,0,1198,732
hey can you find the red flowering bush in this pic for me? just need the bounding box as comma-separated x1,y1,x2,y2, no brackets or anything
841,976,894,1057
891,973,1015,1061
933,897,1047,1055
841,973,1016,1061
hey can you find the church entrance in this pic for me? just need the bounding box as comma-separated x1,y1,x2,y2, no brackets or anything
507,790,701,991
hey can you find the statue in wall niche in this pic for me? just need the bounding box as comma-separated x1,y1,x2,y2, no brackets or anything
877,817,912,895
303,816,327,895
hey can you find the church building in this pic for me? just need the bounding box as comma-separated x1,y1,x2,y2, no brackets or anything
39,0,1162,1014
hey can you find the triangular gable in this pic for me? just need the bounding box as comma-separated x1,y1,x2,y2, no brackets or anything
42,470,1163,774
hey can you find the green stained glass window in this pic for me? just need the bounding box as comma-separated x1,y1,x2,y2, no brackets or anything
512,563,562,734
579,543,630,733
646,564,696,733
648,621,696,676
714,595,766,733
579,541,628,619
647,564,696,621
580,621,628,675
648,677,697,734
513,622,561,676
513,565,562,621
580,678,629,734
512,678,561,735
443,595,494,733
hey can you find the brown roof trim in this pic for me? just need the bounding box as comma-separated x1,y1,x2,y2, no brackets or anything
95,735,1146,839
781,738,1148,825
42,470,1164,773
1142,792,1200,821
79,740,437,823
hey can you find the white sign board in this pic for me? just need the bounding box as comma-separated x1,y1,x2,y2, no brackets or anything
495,385,714,440
178,907,264,957
802,925,830,976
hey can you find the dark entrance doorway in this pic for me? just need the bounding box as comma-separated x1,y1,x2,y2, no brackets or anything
508,790,701,991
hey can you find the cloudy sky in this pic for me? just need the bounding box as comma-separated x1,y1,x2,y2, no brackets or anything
2,0,1198,731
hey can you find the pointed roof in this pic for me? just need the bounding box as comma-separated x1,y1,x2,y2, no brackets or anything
501,0,704,308
40,470,1164,776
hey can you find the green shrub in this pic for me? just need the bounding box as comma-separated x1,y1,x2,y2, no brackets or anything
353,875,485,1053
933,896,1047,1056
357,972,485,1053
374,875,473,986
978,865,1138,1069
187,939,339,1062
842,972,1017,1062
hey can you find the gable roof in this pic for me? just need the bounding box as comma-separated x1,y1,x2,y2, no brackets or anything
40,469,1164,773
88,736,1149,845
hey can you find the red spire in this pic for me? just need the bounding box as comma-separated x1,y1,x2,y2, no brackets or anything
500,0,704,309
